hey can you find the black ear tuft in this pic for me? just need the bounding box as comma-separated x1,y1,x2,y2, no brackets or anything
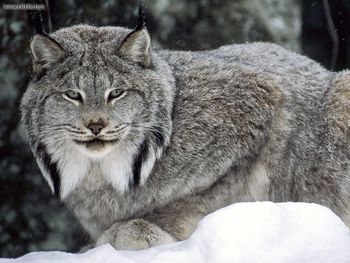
135,1,146,31
118,1,151,67
28,8,47,36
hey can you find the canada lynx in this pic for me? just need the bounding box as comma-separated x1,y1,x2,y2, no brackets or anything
21,11,350,250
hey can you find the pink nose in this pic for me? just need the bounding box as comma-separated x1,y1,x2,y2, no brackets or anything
86,117,108,135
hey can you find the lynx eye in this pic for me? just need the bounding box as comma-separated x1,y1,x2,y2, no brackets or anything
63,90,83,104
107,89,127,103
65,91,82,100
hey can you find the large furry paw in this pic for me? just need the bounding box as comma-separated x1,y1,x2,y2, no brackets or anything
95,219,176,250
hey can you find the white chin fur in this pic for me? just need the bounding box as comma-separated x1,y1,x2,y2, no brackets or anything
100,146,135,193
74,141,139,194
45,137,156,199
75,144,116,159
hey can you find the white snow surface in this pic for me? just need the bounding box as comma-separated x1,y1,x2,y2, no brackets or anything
1,202,350,263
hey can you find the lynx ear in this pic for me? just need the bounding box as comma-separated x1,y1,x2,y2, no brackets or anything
118,29,151,67
30,34,65,72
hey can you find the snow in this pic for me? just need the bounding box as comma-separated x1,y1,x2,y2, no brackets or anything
1,202,350,263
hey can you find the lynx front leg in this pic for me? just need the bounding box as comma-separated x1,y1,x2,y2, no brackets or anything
95,219,176,250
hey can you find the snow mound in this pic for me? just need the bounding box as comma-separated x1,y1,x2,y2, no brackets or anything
1,202,350,263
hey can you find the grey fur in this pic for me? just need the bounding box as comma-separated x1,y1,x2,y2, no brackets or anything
21,24,350,249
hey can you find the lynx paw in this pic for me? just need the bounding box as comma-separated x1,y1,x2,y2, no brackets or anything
95,219,176,250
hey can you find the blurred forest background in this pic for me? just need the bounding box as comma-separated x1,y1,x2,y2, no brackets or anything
1,0,350,258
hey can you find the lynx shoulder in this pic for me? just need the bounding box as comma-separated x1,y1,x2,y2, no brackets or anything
21,21,350,249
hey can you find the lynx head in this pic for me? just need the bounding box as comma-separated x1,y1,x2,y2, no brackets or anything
21,17,175,199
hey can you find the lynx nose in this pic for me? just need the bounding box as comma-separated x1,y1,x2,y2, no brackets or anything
86,117,108,135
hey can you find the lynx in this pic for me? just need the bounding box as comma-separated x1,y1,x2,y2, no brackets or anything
21,9,350,250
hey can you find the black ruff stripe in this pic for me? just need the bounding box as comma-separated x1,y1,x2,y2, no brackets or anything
36,143,60,197
152,127,165,147
132,140,149,187
32,69,47,82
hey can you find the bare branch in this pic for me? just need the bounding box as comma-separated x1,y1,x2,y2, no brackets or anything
322,0,339,71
